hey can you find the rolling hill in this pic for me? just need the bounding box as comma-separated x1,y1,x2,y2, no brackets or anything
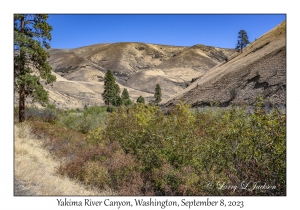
42,42,234,108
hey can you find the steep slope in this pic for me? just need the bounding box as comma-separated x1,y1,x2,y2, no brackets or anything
165,20,286,107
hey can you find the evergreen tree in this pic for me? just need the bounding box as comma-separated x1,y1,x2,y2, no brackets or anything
112,83,121,106
136,96,145,104
114,95,123,106
102,70,122,106
154,84,162,105
121,88,130,100
121,88,133,106
236,30,250,53
102,70,116,105
14,14,56,122
113,83,121,99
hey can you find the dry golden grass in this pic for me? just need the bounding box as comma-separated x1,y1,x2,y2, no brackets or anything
14,122,115,196
42,42,233,110
165,20,286,107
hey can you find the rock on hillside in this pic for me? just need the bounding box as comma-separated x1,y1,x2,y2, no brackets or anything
164,20,286,108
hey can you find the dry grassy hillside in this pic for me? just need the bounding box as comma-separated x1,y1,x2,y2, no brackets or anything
41,72,153,109
48,43,188,84
125,45,235,97
165,20,286,107
45,42,233,108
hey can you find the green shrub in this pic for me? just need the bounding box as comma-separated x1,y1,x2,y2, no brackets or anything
123,99,134,106
57,113,81,130
106,106,118,113
56,106,108,133
25,106,57,123
79,114,97,134
136,96,145,104
36,99,285,196
94,101,286,195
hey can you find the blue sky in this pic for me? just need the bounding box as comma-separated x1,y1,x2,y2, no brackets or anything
48,14,286,49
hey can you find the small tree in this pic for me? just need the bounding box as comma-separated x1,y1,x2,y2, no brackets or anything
236,30,250,53
112,83,121,106
121,88,130,100
136,96,145,104
14,14,56,122
114,95,123,106
121,88,133,106
114,83,120,96
102,70,121,106
154,84,162,105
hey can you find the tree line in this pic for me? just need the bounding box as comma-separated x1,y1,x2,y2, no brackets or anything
102,70,162,107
